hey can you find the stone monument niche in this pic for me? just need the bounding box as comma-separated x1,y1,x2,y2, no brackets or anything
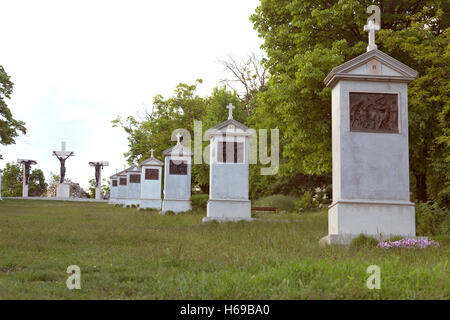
320,18,418,245
139,149,163,210
203,103,253,222
17,159,37,197
162,134,192,213
125,166,142,207
109,172,119,204
116,170,128,205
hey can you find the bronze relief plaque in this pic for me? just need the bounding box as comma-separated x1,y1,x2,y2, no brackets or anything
349,93,399,133
129,174,141,183
145,168,159,180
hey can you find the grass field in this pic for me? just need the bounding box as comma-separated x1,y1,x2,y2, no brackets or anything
0,200,448,299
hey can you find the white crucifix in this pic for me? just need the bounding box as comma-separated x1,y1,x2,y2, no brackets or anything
150,148,154,158
227,103,235,120
53,141,74,158
364,19,380,52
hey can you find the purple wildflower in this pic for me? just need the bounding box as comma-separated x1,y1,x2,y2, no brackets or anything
377,238,440,249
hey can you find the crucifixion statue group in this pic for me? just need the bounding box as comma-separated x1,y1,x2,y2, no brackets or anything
49,141,109,199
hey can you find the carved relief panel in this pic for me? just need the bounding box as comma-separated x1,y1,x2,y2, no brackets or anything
349,92,399,133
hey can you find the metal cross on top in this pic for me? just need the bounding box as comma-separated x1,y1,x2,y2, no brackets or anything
364,19,380,52
150,148,154,158
226,103,235,120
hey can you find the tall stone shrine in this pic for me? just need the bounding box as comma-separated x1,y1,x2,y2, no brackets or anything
320,19,418,245
109,173,118,204
116,169,128,206
162,134,192,213
125,166,142,207
139,149,164,210
203,103,253,222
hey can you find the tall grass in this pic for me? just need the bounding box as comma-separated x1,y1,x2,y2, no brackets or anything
0,200,448,299
253,194,298,212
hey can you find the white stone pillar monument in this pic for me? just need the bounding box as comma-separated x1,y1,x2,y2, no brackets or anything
17,159,37,197
320,18,418,245
89,161,109,200
140,149,163,210
109,172,118,204
116,169,128,205
162,134,192,213
203,103,253,222
125,166,142,207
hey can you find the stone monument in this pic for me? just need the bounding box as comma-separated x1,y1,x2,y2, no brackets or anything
109,171,118,204
320,14,418,245
116,169,128,206
162,133,192,213
17,159,37,197
139,149,163,210
89,161,109,200
203,103,253,222
52,141,74,198
125,165,142,207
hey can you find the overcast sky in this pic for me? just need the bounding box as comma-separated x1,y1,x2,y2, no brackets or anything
0,0,263,189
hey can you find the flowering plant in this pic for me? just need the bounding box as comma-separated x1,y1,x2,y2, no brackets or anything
378,238,440,249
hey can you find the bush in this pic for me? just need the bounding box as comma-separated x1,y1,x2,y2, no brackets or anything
350,234,379,249
253,194,298,212
164,210,176,216
416,202,450,236
190,194,209,211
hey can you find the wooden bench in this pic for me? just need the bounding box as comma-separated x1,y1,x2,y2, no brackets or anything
251,207,278,214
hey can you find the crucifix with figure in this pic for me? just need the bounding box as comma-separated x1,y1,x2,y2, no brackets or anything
17,159,37,197
52,141,74,184
89,161,109,199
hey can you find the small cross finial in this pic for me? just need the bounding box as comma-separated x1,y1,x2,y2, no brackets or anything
175,133,182,144
364,19,380,52
150,149,154,157
226,103,235,120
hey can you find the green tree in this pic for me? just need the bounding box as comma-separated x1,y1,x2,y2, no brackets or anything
0,66,26,158
251,0,449,204
28,169,48,197
1,162,22,196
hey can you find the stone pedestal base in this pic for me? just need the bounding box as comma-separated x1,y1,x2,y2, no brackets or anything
23,185,29,198
162,199,191,213
203,199,252,222
95,187,102,200
56,183,71,198
140,199,162,210
320,200,416,245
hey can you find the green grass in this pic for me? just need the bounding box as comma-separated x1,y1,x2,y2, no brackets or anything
0,200,448,299
253,194,299,212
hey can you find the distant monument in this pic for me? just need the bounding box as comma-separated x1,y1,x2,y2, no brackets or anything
162,133,192,213
17,159,37,197
52,141,74,198
320,9,418,245
89,161,109,200
109,170,119,204
203,103,253,222
139,149,164,210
